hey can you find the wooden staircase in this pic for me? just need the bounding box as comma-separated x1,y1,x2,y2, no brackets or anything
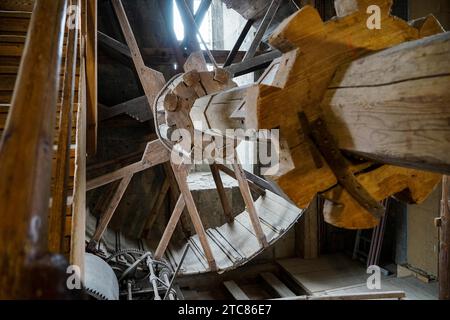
0,0,80,257
0,0,93,299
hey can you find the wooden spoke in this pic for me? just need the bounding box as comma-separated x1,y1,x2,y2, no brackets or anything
87,174,133,251
87,140,170,191
232,156,269,248
154,194,186,260
171,162,217,271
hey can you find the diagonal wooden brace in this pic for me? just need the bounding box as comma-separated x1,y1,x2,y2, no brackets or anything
299,112,385,219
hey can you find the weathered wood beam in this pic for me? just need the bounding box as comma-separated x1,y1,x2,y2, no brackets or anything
111,0,166,110
226,50,281,77
439,176,450,300
224,19,254,67
243,0,282,61
98,30,130,57
98,31,245,65
322,32,450,175
272,291,406,300
175,0,201,53
87,140,170,190
99,95,152,122
215,164,266,197
0,0,69,299
223,281,250,300
87,174,133,251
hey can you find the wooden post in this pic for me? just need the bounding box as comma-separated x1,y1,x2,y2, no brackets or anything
439,176,450,300
0,0,69,299
71,38,87,281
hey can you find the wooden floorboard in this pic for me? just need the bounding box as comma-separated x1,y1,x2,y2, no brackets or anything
278,254,438,299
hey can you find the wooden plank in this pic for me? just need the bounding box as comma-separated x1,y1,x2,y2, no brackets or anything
278,254,375,295
87,174,133,250
223,281,250,300
273,291,406,300
260,272,296,298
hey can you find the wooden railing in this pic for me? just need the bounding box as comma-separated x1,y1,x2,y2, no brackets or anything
0,0,92,299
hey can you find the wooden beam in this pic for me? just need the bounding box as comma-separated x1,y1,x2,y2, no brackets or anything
98,31,130,58
154,194,186,260
224,19,254,67
87,174,133,251
87,140,170,190
98,31,245,65
272,291,406,300
215,164,265,197
243,0,282,61
85,0,98,156
171,162,217,271
260,272,296,298
296,196,319,259
71,42,87,281
223,281,250,300
99,95,152,122
175,0,201,53
210,164,233,223
156,0,186,69
111,0,165,111
0,0,69,299
439,175,450,300
225,50,281,77
322,32,450,175
232,159,269,248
